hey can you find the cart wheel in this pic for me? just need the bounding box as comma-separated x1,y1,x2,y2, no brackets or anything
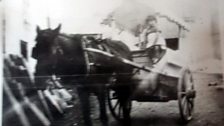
107,88,132,122
178,68,196,123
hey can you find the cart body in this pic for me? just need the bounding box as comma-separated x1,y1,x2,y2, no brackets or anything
105,44,196,123
131,45,182,102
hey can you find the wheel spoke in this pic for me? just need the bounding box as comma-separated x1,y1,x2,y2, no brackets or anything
112,100,119,111
109,95,113,100
182,97,188,115
187,98,193,114
108,89,131,121
181,96,186,106
118,103,121,117
182,96,190,118
184,104,189,117
187,101,192,115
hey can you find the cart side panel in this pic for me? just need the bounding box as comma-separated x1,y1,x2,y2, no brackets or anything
158,74,179,100
132,50,153,67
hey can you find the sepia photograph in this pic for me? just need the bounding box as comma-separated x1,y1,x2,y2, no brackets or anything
1,0,224,126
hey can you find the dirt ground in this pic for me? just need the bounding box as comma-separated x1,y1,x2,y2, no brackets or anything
51,73,224,126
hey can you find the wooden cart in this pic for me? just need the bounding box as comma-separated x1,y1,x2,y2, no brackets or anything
85,45,196,123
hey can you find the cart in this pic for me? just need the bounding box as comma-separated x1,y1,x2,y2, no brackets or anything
85,43,196,123
104,44,196,123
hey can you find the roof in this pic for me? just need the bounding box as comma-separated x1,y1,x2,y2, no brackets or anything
101,0,190,35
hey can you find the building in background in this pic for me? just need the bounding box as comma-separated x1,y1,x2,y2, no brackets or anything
1,0,223,74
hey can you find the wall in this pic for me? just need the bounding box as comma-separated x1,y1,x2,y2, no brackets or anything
218,0,224,77
2,0,222,74
2,0,50,73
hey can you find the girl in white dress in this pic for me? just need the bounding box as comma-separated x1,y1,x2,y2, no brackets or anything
139,16,166,49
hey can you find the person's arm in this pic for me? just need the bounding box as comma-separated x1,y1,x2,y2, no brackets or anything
136,29,148,49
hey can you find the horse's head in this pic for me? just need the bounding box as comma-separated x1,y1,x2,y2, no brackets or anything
32,24,61,59
33,25,89,81
32,24,62,78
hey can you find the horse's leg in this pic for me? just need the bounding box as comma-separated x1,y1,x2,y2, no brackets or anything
118,86,131,126
77,86,92,126
122,98,131,125
97,85,108,126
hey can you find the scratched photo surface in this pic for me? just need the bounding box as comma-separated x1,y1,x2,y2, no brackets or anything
1,0,224,126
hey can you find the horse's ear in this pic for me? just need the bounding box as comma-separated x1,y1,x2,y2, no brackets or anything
54,24,61,33
36,25,41,34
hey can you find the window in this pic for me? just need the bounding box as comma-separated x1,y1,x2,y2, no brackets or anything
165,38,179,50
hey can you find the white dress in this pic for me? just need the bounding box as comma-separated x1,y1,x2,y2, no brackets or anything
146,32,166,48
139,28,166,49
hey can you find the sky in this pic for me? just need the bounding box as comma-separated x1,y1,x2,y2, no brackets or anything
30,0,123,33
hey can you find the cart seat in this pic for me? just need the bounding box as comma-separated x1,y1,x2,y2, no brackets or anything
131,45,166,67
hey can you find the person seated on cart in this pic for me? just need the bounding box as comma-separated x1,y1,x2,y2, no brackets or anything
138,15,166,48
137,15,166,64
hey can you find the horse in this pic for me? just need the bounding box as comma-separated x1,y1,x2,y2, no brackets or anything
32,24,134,126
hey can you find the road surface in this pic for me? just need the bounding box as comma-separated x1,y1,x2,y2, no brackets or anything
52,73,224,126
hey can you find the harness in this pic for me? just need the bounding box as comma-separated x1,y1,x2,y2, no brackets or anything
81,36,115,75
81,36,91,75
